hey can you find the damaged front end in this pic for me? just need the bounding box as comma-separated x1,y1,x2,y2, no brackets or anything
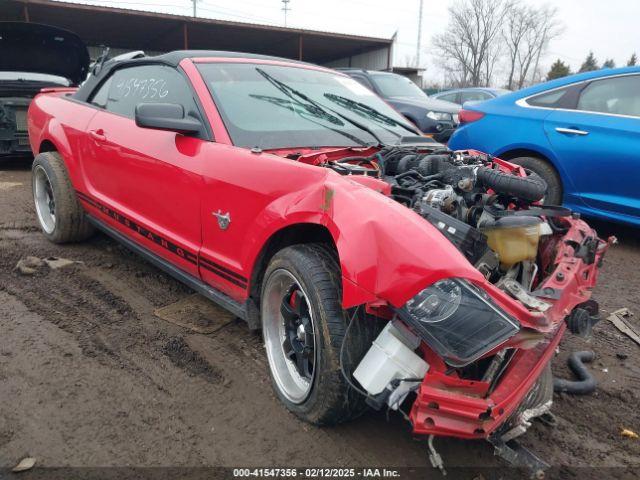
299,144,612,470
407,212,609,441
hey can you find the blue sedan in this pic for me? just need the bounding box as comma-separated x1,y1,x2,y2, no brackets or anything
449,67,640,226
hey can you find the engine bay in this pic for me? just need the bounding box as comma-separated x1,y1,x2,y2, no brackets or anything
291,144,573,310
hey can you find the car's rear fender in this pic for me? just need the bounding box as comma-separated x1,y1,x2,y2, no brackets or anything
28,92,97,188
493,142,585,205
494,142,559,171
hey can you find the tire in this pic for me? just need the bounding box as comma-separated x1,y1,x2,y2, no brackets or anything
32,151,94,243
508,156,563,205
260,244,378,425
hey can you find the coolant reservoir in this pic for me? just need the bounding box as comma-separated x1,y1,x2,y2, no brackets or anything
480,216,542,268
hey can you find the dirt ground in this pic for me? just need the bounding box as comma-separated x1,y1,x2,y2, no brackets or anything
1,159,639,479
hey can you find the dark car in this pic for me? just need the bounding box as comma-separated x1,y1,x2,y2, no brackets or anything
0,22,89,157
338,69,460,141
432,87,511,106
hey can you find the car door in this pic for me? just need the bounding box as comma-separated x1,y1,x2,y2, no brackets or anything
81,64,207,276
190,62,333,301
543,74,640,218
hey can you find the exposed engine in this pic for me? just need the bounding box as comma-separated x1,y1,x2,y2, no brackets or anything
324,145,562,304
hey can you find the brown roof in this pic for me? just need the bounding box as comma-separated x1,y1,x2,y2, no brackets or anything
2,0,392,64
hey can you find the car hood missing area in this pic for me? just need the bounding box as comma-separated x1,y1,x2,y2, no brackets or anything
0,22,90,85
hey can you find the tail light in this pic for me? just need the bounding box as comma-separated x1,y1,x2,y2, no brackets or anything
458,109,485,124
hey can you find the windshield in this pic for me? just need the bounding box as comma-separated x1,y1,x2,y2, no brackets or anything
369,73,427,100
198,63,417,150
0,72,70,85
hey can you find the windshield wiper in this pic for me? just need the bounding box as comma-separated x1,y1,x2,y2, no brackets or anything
249,93,374,147
323,93,419,136
256,68,383,147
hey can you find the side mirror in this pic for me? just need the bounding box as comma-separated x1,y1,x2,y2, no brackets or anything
134,103,202,134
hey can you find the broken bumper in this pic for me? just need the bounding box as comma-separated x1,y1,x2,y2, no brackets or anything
409,216,611,439
410,322,563,439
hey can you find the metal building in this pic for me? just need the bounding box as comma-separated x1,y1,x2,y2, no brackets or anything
2,0,395,70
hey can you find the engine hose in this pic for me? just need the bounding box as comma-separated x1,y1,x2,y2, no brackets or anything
416,155,454,176
476,166,547,202
553,351,597,395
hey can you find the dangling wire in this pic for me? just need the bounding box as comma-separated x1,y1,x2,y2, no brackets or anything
339,308,424,427
339,305,372,399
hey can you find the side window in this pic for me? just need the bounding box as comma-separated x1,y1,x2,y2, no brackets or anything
90,76,112,108
461,91,491,103
89,64,199,119
438,93,459,103
350,75,375,92
526,86,573,108
577,75,640,117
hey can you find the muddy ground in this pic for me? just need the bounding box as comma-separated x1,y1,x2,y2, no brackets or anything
1,160,639,479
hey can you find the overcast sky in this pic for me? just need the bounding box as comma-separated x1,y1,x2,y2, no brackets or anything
66,0,640,84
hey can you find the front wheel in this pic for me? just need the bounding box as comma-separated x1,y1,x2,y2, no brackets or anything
261,244,374,425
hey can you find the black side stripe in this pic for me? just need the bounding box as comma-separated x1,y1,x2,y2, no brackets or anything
76,191,247,289
77,191,197,264
199,262,247,289
199,256,248,283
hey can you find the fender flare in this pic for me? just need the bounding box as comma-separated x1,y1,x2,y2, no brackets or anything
238,180,376,308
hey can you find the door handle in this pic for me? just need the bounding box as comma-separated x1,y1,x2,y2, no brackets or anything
555,127,589,136
89,129,107,142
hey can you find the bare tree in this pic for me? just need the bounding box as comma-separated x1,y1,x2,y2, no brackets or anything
432,0,512,87
527,6,563,87
403,54,418,68
503,2,529,89
503,2,563,90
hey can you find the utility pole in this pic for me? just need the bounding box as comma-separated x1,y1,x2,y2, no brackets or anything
416,0,423,67
192,0,199,18
282,0,291,27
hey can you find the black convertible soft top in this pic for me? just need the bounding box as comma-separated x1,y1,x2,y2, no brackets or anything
73,50,315,103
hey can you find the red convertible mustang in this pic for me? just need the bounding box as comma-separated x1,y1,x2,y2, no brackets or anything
28,51,610,469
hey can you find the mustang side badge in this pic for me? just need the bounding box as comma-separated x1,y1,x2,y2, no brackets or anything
212,210,231,230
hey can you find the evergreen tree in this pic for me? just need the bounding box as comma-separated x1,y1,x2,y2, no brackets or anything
547,59,571,80
579,52,599,72
628,53,637,66
602,59,615,68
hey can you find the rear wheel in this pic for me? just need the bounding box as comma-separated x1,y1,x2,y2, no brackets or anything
509,156,563,205
32,152,94,243
261,244,376,425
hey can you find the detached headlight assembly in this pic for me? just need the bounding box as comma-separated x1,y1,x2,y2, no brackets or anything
397,278,520,367
426,111,453,121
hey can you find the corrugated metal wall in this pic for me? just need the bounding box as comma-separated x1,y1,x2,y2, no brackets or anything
311,46,391,71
